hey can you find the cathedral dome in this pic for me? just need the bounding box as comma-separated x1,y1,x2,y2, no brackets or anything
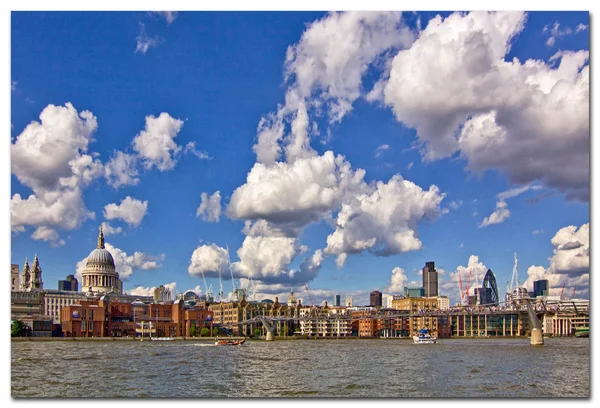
86,248,115,267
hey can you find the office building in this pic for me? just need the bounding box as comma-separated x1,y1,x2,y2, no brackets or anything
58,275,78,292
423,261,438,297
334,294,341,307
533,279,549,298
404,287,425,298
370,290,382,307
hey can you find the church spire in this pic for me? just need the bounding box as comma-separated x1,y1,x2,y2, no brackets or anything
97,225,105,249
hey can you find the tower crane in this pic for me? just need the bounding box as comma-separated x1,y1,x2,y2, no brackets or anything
304,284,315,306
560,283,566,299
226,245,239,301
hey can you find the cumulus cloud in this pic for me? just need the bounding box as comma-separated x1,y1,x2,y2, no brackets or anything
104,151,140,189
325,174,445,263
127,282,178,297
31,226,65,247
196,191,222,222
188,243,230,279
523,223,589,298
103,196,148,227
381,11,589,201
387,266,408,293
135,23,163,54
253,11,414,165
10,103,102,240
441,255,488,305
227,151,366,229
101,222,123,236
76,242,165,281
133,112,184,171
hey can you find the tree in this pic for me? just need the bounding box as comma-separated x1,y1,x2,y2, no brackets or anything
11,320,25,337
190,324,197,337
212,327,219,337
200,327,210,337
253,328,261,338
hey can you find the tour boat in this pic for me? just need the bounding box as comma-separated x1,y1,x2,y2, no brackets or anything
215,338,246,346
413,328,437,344
150,337,174,341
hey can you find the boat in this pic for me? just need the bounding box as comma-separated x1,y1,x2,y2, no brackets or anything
413,328,437,344
574,329,589,338
150,337,174,341
215,338,246,346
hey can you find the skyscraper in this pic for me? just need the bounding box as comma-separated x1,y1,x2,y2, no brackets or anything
334,294,341,307
58,275,79,292
423,261,438,297
370,290,382,307
533,279,549,298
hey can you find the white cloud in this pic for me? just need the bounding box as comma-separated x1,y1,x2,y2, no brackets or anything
543,21,588,48
76,242,165,281
388,266,408,293
523,223,589,297
532,229,545,235
227,151,366,230
31,226,65,247
151,11,179,24
11,189,95,232
231,235,301,282
126,282,178,297
441,255,488,305
10,103,102,238
188,243,230,279
325,174,445,258
104,151,140,189
253,11,415,165
11,80,17,91
11,102,99,192
479,200,510,228
135,22,162,54
382,11,589,201
133,112,184,171
101,222,123,236
103,196,148,227
196,191,222,222
183,141,210,160
375,144,390,158
449,200,463,210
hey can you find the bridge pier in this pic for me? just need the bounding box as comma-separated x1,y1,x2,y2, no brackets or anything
530,328,543,345
265,331,273,341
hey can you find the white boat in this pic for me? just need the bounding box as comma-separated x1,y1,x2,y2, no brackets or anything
413,328,437,344
150,337,174,341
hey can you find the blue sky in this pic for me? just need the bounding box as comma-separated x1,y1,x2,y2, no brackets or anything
9,10,590,306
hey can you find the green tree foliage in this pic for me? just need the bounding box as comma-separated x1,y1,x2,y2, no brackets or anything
200,327,210,337
253,328,261,338
212,327,219,336
11,320,25,337
190,324,197,337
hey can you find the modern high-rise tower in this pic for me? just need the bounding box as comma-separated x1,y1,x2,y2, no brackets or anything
422,261,438,297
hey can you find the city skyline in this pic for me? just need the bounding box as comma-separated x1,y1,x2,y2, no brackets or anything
9,11,590,307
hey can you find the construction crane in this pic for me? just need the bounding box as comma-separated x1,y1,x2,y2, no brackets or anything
304,284,315,306
457,268,473,305
560,283,566,299
226,245,239,301
572,286,576,299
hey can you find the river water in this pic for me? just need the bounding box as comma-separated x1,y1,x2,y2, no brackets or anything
11,337,589,398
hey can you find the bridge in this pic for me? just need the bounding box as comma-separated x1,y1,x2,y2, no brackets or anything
219,298,587,345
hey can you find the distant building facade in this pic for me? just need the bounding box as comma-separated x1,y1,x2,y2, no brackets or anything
11,264,19,291
404,287,425,298
370,290,382,307
391,297,439,337
422,261,438,297
533,279,549,298
334,294,341,307
81,226,123,295
58,275,79,292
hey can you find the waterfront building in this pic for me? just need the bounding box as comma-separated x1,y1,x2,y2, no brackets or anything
358,317,378,337
370,290,382,307
60,296,213,338
81,226,123,295
11,264,19,291
42,290,89,324
391,297,439,337
404,286,425,298
11,291,44,318
436,296,449,310
58,275,78,292
422,261,438,297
